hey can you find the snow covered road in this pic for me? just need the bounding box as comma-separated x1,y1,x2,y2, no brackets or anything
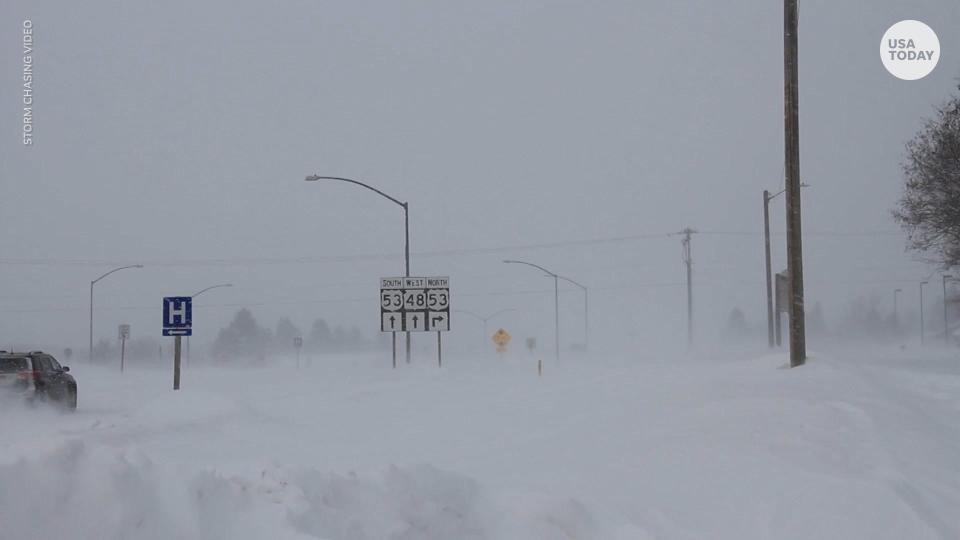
1,348,958,539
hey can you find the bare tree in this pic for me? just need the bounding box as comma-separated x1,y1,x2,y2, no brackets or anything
894,85,960,267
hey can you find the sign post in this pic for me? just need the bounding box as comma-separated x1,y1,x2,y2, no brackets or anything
293,336,303,368
163,297,193,390
380,276,450,368
118,324,130,373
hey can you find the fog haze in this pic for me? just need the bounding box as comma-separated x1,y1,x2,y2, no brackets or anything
2,0,958,354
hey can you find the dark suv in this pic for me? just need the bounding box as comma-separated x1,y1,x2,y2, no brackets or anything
0,351,77,410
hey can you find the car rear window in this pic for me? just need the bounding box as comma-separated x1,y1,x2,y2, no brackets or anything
0,358,28,373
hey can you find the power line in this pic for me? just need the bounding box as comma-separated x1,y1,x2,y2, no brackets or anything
0,229,902,268
1,282,688,314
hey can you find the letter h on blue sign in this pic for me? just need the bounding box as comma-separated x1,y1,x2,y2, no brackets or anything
162,296,193,336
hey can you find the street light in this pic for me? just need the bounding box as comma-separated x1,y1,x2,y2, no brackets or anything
763,182,808,348
186,283,233,365
454,308,515,355
193,283,233,298
305,175,411,363
556,275,588,352
89,264,143,363
944,274,954,346
893,288,902,328
920,281,928,345
503,259,560,362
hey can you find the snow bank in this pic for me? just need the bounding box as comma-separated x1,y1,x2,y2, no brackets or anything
0,440,633,540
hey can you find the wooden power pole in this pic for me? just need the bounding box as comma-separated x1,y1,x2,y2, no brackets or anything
784,0,806,367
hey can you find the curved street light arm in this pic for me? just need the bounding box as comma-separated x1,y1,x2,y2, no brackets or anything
192,283,233,298
305,175,407,209
92,264,143,285
503,259,557,277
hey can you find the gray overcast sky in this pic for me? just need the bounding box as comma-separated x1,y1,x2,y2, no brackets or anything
1,0,959,354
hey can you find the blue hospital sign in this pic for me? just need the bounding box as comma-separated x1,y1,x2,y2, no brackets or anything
162,296,192,336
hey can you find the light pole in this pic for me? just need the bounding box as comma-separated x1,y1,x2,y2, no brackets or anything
920,281,928,345
763,183,808,348
944,274,954,346
305,175,411,363
556,275,588,352
89,264,143,363
893,288,902,329
187,283,233,365
454,308,515,355
503,259,560,362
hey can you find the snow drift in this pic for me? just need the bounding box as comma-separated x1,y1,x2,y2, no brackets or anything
0,440,628,540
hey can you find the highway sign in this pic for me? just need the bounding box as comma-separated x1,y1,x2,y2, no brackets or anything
162,296,192,336
293,336,303,349
118,324,131,340
404,311,424,332
380,276,450,332
382,312,402,332
427,311,448,332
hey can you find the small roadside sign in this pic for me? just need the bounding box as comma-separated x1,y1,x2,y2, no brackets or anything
162,296,192,391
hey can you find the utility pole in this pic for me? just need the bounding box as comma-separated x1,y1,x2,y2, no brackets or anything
783,0,806,367
678,228,697,346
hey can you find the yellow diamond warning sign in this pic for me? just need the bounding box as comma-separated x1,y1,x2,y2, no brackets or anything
492,328,511,355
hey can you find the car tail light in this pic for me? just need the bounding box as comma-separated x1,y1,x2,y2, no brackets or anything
17,372,35,381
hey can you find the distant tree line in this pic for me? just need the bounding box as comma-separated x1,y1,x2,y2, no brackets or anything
721,298,917,344
87,308,376,365
210,308,373,361
92,336,163,366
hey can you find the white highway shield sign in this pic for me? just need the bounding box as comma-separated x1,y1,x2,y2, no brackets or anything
380,276,450,332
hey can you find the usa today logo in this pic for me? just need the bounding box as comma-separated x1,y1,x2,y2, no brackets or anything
881,20,940,80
